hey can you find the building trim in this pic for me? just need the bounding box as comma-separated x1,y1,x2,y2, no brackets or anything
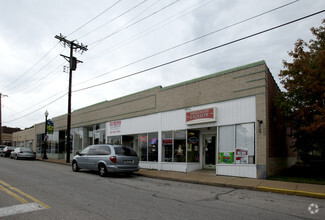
162,60,266,91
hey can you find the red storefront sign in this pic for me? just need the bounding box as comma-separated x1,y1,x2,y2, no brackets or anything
186,108,216,125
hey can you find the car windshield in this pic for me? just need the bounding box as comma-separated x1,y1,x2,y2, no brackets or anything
114,146,137,156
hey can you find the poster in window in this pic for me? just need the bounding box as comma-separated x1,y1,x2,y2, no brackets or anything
218,152,234,164
235,149,248,164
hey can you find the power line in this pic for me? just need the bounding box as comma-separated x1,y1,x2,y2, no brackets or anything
1,42,59,91
85,0,216,63
3,52,64,93
77,0,149,40
4,9,323,125
74,0,300,87
90,0,180,46
74,9,325,93
1,0,213,119
1,1,120,93
4,93,67,124
67,0,122,37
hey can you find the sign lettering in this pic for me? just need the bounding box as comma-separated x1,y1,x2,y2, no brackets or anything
186,108,216,125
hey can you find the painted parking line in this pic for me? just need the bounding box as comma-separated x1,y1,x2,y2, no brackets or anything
0,180,50,217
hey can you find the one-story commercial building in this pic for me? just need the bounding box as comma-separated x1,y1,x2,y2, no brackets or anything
12,60,296,179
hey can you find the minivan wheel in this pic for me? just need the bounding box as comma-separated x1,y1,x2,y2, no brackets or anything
98,164,107,177
72,161,79,172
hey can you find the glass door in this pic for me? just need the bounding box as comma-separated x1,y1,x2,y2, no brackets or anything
203,135,216,169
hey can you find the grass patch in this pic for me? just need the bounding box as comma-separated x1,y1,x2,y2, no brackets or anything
267,162,325,185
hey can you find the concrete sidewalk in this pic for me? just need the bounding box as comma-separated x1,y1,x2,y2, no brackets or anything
38,158,325,199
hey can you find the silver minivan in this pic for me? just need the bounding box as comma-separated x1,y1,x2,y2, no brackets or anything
72,145,140,177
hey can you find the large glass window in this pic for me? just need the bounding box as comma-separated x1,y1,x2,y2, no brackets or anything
139,133,148,161
148,132,158,162
94,123,105,144
162,130,186,162
136,132,158,162
218,123,255,164
36,134,43,154
236,123,255,164
174,130,186,162
48,131,59,154
187,130,200,162
162,131,173,162
72,128,83,154
107,136,122,145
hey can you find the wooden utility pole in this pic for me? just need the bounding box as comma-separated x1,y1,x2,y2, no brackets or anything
55,34,88,163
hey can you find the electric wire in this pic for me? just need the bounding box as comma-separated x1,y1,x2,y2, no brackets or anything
3,52,64,93
74,0,299,87
4,8,322,124
1,0,121,93
67,0,122,37
1,42,59,91
73,9,325,93
20,62,66,94
4,92,68,123
76,0,149,40
89,0,181,46
85,0,216,62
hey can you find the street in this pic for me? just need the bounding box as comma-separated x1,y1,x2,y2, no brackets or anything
0,158,324,220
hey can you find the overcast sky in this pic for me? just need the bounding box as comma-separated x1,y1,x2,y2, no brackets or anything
1,0,324,129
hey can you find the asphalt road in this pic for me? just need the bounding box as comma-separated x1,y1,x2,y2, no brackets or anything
0,157,324,220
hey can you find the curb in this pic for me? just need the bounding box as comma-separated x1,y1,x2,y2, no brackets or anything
256,186,325,199
36,159,71,166
136,173,325,199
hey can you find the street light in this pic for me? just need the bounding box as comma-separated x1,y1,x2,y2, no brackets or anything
42,110,49,159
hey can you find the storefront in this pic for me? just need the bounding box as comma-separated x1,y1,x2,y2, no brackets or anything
107,96,257,178
13,61,297,179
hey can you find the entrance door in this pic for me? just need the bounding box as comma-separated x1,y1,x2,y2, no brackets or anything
203,135,216,169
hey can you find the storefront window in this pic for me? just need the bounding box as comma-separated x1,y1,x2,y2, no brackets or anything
107,136,122,145
174,130,186,162
94,123,105,144
218,123,255,164
139,133,148,161
148,133,158,162
137,132,158,162
36,134,43,153
162,131,173,162
72,128,83,154
162,130,186,162
236,123,255,164
218,125,234,164
187,130,200,162
48,131,59,154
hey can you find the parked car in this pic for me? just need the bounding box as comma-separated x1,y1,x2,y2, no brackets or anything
10,147,36,160
0,146,15,157
0,145,6,155
72,144,140,177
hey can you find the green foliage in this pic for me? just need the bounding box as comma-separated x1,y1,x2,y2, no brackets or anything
275,20,325,162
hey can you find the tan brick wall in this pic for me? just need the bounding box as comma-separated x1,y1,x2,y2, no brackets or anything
12,126,37,151
14,61,272,176
51,61,268,132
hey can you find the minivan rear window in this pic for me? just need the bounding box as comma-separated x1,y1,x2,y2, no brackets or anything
114,146,137,156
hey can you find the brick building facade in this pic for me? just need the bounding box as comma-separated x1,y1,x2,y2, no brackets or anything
13,61,296,178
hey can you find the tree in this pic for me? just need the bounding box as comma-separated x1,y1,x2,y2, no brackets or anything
275,20,325,162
